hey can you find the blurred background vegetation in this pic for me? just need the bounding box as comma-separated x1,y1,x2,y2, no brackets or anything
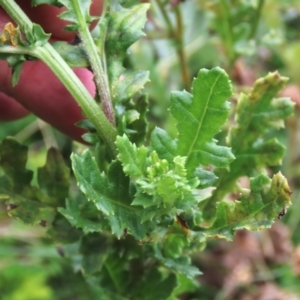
1,0,300,299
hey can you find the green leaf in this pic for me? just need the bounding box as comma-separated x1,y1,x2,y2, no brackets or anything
202,71,294,221
23,23,51,46
71,150,151,239
31,0,62,6
113,71,150,104
204,172,292,240
170,67,234,172
57,0,97,31
97,253,131,295
47,214,82,243
135,153,198,210
59,195,111,234
230,72,293,152
105,3,150,100
194,168,218,188
0,138,74,227
117,135,198,212
155,246,201,279
131,269,177,300
79,233,112,275
167,274,199,300
11,61,24,86
229,138,286,177
7,196,56,226
38,148,70,206
52,41,89,68
163,233,189,258
116,135,148,178
189,139,235,168
0,138,33,190
151,127,177,163
117,95,149,144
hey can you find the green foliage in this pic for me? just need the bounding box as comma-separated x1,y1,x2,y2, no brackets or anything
205,172,292,240
52,41,89,68
71,150,152,239
104,3,150,92
0,21,50,85
201,71,294,221
0,138,69,227
229,72,294,175
57,0,98,31
0,0,296,299
170,67,235,173
31,0,62,6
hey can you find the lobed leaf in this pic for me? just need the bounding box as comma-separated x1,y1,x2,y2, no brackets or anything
229,72,293,152
204,172,292,240
38,148,70,207
170,67,234,172
117,135,198,213
116,135,148,178
57,0,97,31
154,246,201,279
52,41,89,68
113,71,149,104
58,199,105,234
23,23,51,46
126,95,149,144
71,150,151,239
105,4,150,102
136,153,197,210
131,269,177,300
0,138,70,226
202,71,294,221
151,127,177,163
194,168,218,189
0,138,33,190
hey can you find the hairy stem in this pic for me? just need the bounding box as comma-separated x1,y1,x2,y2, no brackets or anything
71,0,115,125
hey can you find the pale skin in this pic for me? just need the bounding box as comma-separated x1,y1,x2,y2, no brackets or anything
0,1,103,142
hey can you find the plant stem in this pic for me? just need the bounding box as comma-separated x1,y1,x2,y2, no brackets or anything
249,0,265,40
174,6,190,91
0,0,118,157
219,0,236,67
155,0,174,37
72,0,115,125
155,0,191,90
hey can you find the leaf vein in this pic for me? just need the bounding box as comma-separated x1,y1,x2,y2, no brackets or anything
186,73,222,160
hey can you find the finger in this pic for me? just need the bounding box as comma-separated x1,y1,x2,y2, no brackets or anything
0,60,96,142
0,91,30,121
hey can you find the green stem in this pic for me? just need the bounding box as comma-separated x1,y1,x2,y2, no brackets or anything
155,0,191,90
71,0,115,125
155,0,174,37
219,0,235,67
249,0,265,40
200,173,237,222
174,6,190,91
0,0,117,157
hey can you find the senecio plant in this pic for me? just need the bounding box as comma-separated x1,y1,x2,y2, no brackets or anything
0,0,295,298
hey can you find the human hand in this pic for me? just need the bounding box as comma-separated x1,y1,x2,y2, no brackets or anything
0,1,103,142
